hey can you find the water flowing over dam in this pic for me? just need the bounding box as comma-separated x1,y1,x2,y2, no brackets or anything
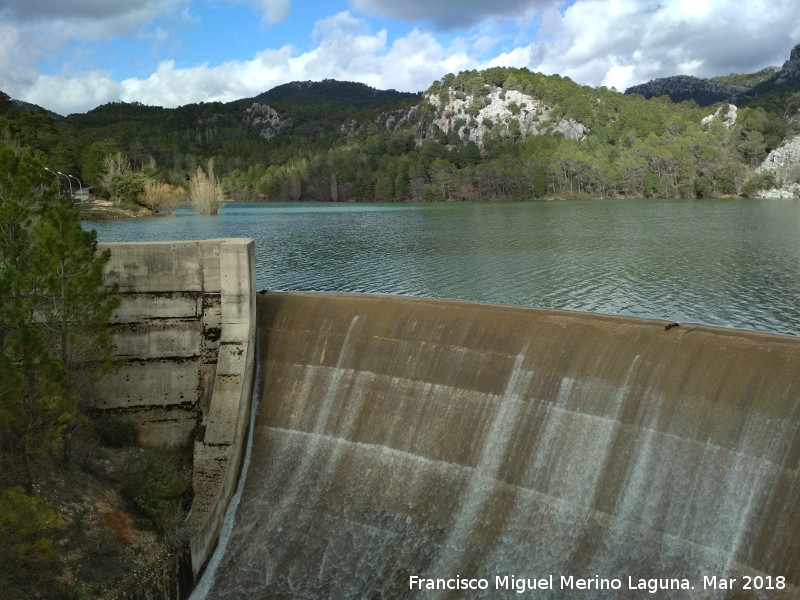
203,292,800,599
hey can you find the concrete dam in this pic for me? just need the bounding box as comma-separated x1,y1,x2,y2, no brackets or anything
96,240,800,599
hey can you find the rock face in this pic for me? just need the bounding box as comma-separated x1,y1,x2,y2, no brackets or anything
756,134,800,198
627,43,800,108
339,119,363,137
625,75,748,107
771,43,800,87
700,103,738,129
425,86,588,146
243,102,284,140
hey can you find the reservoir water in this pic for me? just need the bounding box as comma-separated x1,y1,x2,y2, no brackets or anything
85,198,800,337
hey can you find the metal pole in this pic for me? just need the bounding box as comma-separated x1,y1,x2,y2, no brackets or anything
59,172,73,198
44,167,61,195
68,175,83,200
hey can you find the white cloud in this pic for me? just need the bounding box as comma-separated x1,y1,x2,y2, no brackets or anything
227,0,289,23
5,1,800,114
0,17,30,85
602,64,634,91
255,0,290,22
21,72,124,115
487,46,533,70
1,0,191,112
17,11,490,113
526,0,799,89
383,29,474,89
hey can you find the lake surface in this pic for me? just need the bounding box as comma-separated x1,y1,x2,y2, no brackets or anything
84,198,800,337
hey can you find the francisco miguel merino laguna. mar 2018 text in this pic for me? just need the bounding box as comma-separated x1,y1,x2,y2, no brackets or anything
408,574,788,594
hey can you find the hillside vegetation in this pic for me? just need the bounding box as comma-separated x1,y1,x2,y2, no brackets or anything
0,128,196,597
711,66,779,88
0,65,795,208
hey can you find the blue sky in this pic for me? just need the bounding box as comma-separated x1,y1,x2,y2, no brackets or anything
2,0,799,115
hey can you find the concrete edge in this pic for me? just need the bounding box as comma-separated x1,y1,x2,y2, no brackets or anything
187,239,257,578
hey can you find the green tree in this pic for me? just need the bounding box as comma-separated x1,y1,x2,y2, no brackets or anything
532,165,549,198
108,170,149,206
1,137,118,487
1,144,73,489
34,199,119,371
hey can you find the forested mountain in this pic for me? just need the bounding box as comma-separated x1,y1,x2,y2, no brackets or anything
2,44,800,208
626,43,800,113
736,45,800,117
624,76,748,107
711,66,778,88
249,79,419,107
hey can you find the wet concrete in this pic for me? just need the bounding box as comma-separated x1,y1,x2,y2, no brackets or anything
205,292,800,599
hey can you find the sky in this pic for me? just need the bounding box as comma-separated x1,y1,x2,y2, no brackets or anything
2,0,799,115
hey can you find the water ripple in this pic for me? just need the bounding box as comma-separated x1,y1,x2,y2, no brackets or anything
87,199,800,337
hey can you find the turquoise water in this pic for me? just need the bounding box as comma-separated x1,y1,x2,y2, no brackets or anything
85,199,800,336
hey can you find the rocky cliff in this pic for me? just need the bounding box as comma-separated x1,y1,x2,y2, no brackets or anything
420,86,587,146
752,45,800,199
243,102,285,140
625,75,748,107
769,43,800,87
756,133,800,198
626,43,800,108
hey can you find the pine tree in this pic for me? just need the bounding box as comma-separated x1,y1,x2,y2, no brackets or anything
0,137,118,487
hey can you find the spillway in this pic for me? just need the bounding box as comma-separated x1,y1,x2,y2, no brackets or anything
204,292,800,598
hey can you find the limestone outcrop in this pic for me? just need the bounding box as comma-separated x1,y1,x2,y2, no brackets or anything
424,86,588,146
700,103,737,129
756,133,800,198
770,43,800,87
243,102,285,140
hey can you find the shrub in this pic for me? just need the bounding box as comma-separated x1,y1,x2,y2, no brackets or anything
140,182,187,214
189,158,224,215
95,417,139,448
694,175,714,198
97,509,132,554
108,171,149,207
121,448,191,543
0,486,60,566
59,583,89,600
741,171,777,197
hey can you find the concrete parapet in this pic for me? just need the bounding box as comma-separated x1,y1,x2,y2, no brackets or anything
188,239,257,577
94,238,256,580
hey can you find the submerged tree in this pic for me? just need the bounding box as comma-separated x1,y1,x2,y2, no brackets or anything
140,182,187,214
190,157,224,214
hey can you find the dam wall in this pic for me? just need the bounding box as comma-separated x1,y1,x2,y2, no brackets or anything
206,292,800,599
93,239,256,578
